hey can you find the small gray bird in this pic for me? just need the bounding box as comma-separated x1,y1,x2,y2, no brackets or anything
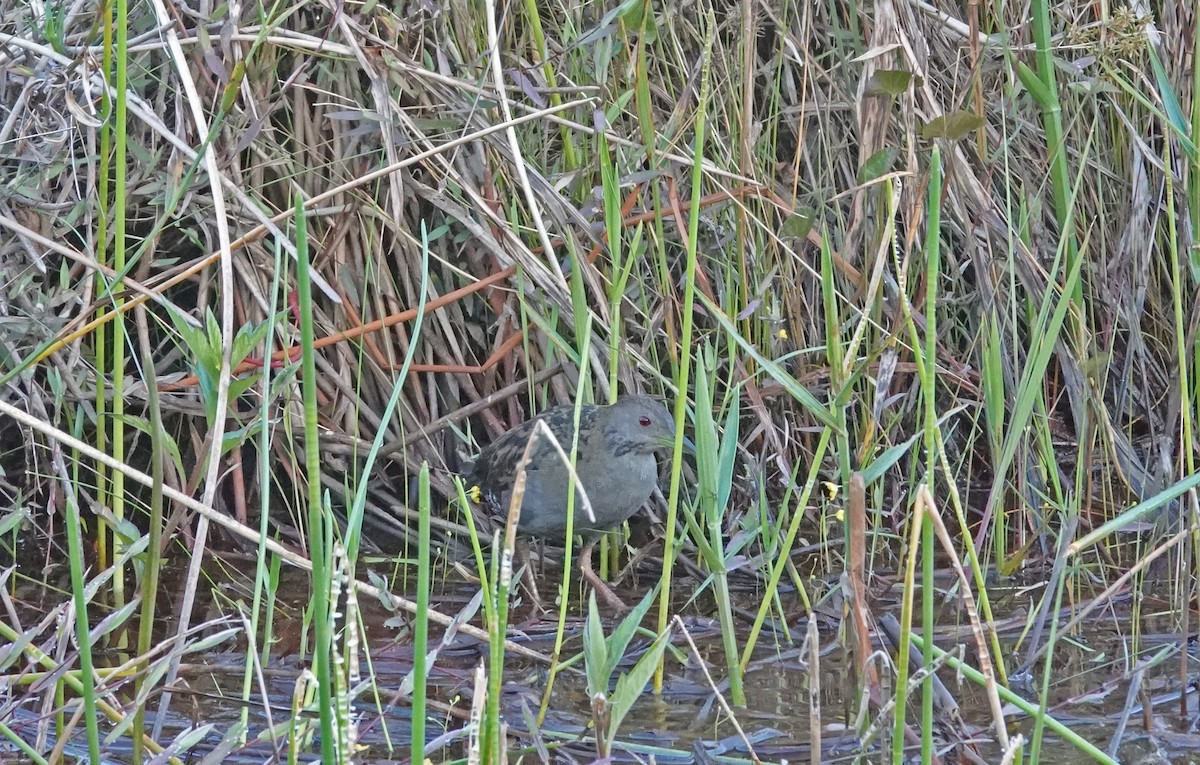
466,395,678,609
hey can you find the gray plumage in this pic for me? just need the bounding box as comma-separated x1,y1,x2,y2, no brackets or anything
467,395,676,540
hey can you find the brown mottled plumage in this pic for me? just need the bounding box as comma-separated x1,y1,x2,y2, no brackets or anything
466,395,677,608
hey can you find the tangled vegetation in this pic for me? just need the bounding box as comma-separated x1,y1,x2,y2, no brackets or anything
1,0,1197,762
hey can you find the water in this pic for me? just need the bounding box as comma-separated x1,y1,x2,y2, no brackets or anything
4,555,1197,763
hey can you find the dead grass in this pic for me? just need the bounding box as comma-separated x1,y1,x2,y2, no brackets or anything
1,0,1197,761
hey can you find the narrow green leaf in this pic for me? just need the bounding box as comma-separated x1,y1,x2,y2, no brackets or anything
1016,60,1052,108
584,592,609,693
606,627,673,741
698,292,840,430
603,586,659,674
715,392,740,513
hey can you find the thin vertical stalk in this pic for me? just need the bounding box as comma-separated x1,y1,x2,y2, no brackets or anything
694,349,743,705
1164,139,1199,718
131,303,165,765
599,134,625,400
548,322,591,668
891,487,924,765
455,481,501,755
242,239,284,741
93,0,113,591
520,0,578,169
56,455,102,763
1028,525,1074,762
108,0,130,613
411,464,431,763
295,195,336,763
919,147,943,765
343,227,432,566
890,147,942,763
654,4,715,692
739,428,832,668
1028,0,1081,308
1191,7,1200,264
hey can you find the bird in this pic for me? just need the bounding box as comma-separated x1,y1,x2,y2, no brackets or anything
465,395,679,610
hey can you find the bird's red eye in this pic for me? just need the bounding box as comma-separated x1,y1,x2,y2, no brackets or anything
639,416,651,427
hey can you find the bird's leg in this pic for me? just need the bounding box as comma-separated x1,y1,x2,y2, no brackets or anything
578,538,628,612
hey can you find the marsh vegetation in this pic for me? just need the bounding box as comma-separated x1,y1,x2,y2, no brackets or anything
0,0,1197,763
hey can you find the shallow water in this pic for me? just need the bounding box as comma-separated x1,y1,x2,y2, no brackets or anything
3,556,1197,763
